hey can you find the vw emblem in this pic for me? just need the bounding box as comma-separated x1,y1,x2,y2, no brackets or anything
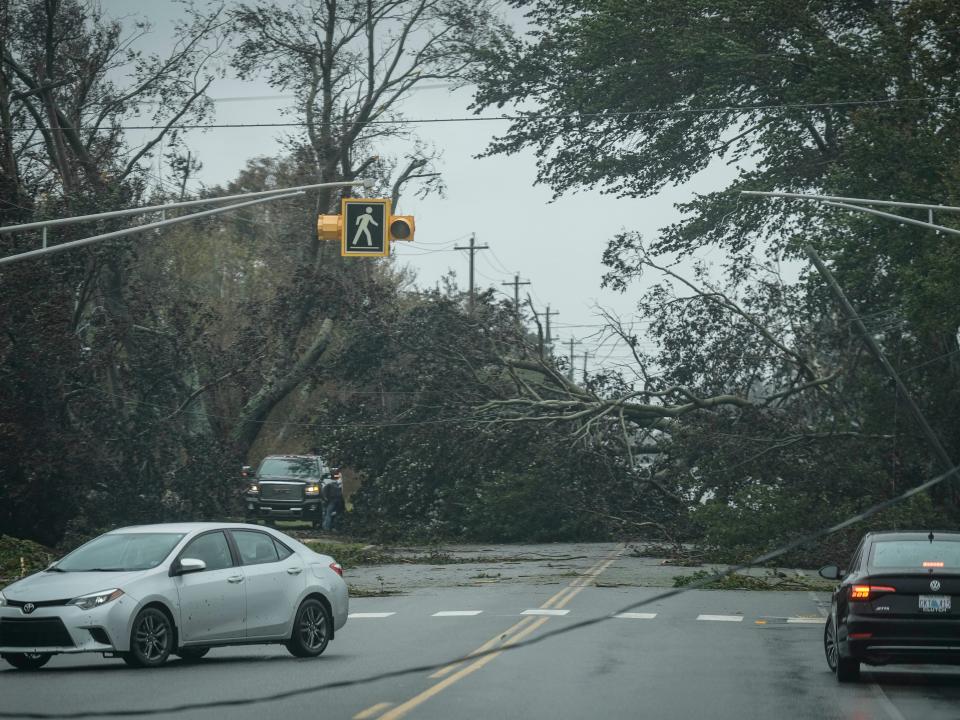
22,603,35,615
930,579,942,592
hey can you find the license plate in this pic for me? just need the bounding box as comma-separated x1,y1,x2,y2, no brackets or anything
919,595,951,612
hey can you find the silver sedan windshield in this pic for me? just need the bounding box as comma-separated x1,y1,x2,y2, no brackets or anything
57,533,185,572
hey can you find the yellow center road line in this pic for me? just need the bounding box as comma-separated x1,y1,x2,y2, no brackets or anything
379,618,552,720
552,556,620,611
428,549,619,679
427,616,534,679
353,702,395,720
378,545,624,719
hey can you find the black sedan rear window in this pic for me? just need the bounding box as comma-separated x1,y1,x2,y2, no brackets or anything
869,539,960,569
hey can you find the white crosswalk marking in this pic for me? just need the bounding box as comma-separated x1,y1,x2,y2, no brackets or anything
348,612,396,618
521,608,570,616
432,611,483,617
697,614,743,622
614,612,657,619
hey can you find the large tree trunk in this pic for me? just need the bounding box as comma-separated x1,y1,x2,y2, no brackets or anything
231,318,333,452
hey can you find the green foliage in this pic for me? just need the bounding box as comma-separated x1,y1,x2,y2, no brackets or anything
0,536,54,580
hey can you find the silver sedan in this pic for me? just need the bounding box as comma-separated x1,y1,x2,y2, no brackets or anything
0,522,348,669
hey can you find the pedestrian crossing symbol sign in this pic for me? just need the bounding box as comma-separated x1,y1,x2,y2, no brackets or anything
341,197,391,257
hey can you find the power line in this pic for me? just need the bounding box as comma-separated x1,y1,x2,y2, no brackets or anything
9,95,959,133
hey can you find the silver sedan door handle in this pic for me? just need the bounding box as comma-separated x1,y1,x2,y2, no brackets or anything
227,575,244,584
287,567,303,575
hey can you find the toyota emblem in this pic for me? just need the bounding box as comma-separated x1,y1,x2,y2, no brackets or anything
930,579,942,592
22,603,35,615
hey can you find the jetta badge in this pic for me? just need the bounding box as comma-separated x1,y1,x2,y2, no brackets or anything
22,603,35,614
930,579,942,592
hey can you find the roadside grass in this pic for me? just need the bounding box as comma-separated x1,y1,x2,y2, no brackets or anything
672,569,835,592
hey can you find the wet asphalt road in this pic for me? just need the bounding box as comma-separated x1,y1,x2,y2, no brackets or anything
2,545,960,720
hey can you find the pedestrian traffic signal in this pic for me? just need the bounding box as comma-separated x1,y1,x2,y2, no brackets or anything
315,199,416,256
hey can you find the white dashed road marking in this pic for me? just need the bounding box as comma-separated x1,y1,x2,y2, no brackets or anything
697,614,743,622
432,611,483,617
349,612,396,618
614,612,657,619
787,616,825,624
521,608,570,616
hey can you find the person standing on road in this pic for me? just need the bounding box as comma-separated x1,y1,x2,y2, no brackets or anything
321,479,344,531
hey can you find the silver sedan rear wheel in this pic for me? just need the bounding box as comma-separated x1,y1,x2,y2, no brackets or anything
286,599,330,658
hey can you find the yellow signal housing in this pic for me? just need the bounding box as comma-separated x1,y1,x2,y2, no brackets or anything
317,210,415,246
389,215,415,241
317,214,342,242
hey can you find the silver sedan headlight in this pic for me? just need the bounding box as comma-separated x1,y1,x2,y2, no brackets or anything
0,590,6,607
68,589,124,610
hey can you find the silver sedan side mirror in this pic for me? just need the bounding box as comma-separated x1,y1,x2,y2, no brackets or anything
177,558,207,575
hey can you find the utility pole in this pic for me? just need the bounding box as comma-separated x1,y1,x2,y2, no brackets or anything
567,337,582,381
582,350,592,384
454,233,490,312
544,305,559,348
501,273,531,323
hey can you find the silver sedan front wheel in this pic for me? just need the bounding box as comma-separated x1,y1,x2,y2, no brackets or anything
122,607,174,668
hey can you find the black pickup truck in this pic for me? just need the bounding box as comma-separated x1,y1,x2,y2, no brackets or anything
244,455,333,527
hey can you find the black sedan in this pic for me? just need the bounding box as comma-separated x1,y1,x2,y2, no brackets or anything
820,530,960,681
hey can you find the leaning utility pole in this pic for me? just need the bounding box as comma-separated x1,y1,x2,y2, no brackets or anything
805,245,955,475
581,350,592,383
567,337,582,381
454,233,490,312
741,189,958,478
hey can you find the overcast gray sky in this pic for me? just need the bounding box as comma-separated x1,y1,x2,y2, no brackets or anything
107,0,740,375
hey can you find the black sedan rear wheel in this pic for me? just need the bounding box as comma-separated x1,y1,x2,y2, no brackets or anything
286,598,331,658
825,617,860,682
3,652,51,670
824,619,838,671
